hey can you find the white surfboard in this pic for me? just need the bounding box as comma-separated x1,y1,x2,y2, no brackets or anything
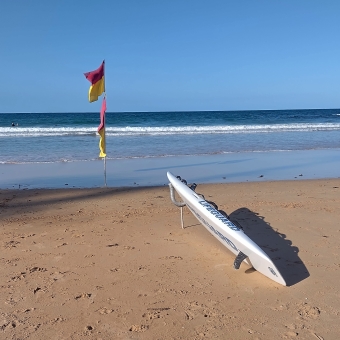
167,172,286,286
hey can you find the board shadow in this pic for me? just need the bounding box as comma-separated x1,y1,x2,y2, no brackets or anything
228,208,309,286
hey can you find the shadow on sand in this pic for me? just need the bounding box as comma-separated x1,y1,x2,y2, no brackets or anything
228,208,309,286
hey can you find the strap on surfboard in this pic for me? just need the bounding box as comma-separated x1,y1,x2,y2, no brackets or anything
233,251,248,270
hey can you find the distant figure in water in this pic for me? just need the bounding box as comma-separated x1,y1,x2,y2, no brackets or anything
11,122,15,126
11,122,18,126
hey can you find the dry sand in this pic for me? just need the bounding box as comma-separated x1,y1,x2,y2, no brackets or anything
1,179,340,339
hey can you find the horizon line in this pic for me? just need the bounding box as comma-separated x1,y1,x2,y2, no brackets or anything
1,107,340,114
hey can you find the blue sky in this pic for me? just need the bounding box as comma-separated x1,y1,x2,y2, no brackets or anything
1,0,340,112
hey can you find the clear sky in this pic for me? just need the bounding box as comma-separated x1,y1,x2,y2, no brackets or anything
1,0,340,112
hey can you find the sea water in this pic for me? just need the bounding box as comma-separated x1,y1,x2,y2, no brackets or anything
1,109,340,164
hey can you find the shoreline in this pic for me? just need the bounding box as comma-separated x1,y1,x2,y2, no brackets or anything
1,148,340,189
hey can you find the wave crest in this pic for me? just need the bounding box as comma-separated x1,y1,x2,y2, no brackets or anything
1,122,340,137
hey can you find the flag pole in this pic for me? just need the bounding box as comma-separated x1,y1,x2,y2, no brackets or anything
103,60,107,187
104,98,107,187
104,156,107,187
84,60,107,187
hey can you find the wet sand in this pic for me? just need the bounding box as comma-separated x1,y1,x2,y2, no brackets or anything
1,149,340,189
1,178,340,339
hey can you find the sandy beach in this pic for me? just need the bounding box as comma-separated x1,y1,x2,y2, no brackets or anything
1,178,340,339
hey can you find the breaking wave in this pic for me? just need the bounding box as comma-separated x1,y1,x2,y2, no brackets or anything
2,122,340,137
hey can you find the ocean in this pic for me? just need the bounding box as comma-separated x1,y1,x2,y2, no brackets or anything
1,109,340,164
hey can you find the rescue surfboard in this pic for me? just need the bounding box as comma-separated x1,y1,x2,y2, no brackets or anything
167,171,286,286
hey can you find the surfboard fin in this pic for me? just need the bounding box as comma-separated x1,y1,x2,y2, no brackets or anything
233,251,248,270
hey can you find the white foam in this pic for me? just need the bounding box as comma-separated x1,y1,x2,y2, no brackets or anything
1,122,340,138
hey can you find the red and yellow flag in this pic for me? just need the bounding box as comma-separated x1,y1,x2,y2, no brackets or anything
98,97,107,158
84,61,105,103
